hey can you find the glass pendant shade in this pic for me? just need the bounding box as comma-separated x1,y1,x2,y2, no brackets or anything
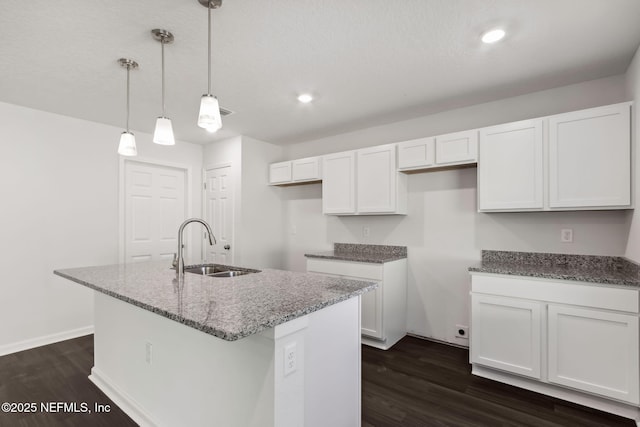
198,94,222,132
153,117,175,145
118,131,137,156
117,58,138,156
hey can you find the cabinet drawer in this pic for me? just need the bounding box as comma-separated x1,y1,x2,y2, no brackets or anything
471,274,639,313
306,258,383,280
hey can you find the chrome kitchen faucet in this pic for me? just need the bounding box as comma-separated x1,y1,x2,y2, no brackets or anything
174,218,217,276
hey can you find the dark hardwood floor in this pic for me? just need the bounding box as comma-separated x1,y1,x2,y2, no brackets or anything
0,335,136,427
362,336,635,427
0,334,635,426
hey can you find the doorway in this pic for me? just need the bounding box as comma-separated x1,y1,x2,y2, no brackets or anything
120,159,189,263
204,165,235,264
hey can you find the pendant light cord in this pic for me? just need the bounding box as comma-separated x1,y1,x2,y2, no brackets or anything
161,40,166,117
208,2,212,95
126,65,131,132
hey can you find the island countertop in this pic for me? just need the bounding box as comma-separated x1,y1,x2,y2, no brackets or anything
54,261,376,341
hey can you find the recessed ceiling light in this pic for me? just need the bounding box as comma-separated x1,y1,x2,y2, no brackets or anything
297,93,313,103
481,28,506,44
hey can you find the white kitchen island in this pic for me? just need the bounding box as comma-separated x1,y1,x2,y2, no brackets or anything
54,262,376,427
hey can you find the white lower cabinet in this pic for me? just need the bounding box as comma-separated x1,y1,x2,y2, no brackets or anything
471,273,640,414
306,257,407,349
471,294,542,379
547,304,639,403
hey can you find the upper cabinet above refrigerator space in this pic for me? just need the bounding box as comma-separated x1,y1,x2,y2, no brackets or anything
397,129,478,172
269,157,322,185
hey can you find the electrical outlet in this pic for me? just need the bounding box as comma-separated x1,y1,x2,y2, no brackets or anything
363,226,370,238
145,342,153,364
560,228,574,243
455,325,469,339
284,342,297,376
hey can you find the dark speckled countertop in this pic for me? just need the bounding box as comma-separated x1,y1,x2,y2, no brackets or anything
469,250,640,288
54,261,376,341
305,243,407,263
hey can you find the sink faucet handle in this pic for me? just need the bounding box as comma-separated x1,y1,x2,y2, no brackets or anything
172,253,178,268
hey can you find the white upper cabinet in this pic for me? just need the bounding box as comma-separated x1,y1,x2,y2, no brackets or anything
548,103,631,209
397,137,435,170
323,145,406,215
357,144,400,214
435,129,478,165
478,102,633,212
292,157,322,182
322,151,357,214
398,130,477,171
269,156,322,185
478,119,544,211
269,161,292,184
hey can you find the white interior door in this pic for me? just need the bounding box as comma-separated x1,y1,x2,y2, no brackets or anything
124,161,187,263
204,166,234,264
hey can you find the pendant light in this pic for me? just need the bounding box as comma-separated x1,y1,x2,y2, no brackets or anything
151,29,176,145
197,0,223,133
117,58,139,156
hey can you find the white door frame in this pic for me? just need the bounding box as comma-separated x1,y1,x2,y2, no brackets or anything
118,156,193,264
203,162,235,263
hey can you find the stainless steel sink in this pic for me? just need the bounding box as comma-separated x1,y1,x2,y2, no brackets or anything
208,270,252,278
180,264,260,278
184,265,229,275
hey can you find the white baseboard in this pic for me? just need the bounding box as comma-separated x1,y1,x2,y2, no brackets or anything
89,367,157,427
0,326,95,357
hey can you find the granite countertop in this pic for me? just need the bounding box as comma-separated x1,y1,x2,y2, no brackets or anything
54,261,376,341
469,250,640,288
305,243,407,263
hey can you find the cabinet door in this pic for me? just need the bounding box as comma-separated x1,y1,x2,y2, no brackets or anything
292,157,321,182
357,144,396,213
397,137,435,170
478,119,544,211
548,103,631,208
435,129,478,165
322,151,356,214
361,281,383,339
269,161,292,184
471,294,542,379
548,305,639,404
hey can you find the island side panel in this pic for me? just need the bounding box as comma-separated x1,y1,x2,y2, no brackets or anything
91,292,276,427
304,296,362,427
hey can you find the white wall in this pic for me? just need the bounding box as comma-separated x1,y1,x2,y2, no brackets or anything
204,135,285,269
625,45,640,263
239,136,286,269
0,101,203,354
280,75,633,346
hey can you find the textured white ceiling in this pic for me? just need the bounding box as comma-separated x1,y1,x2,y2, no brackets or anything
1,0,640,146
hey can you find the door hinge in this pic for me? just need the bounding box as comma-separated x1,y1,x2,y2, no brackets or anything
203,182,207,190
